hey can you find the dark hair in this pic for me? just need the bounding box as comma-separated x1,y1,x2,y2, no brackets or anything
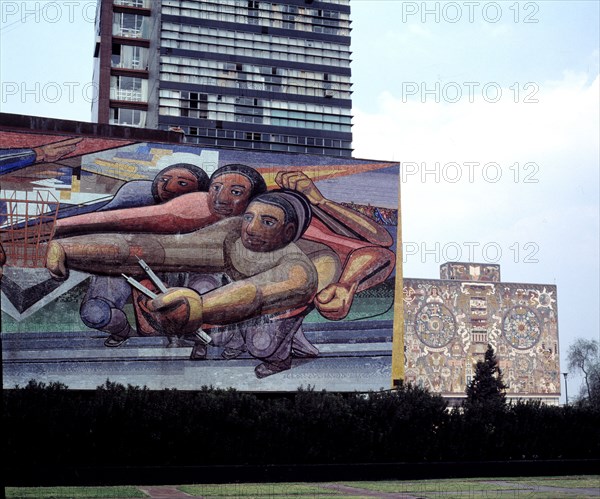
151,163,210,202
251,189,312,242
210,163,267,199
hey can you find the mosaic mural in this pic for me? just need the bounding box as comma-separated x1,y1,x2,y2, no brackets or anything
1,121,401,391
404,263,559,403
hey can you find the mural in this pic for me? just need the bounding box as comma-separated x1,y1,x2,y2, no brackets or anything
404,262,560,404
1,123,401,391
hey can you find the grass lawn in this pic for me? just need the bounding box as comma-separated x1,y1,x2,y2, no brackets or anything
180,482,351,497
5,476,599,498
3,486,145,498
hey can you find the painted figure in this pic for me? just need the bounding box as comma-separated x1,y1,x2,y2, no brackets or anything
71,163,210,347
46,190,318,377
54,163,267,347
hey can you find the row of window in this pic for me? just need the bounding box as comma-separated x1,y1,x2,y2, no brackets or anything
160,56,351,85
161,0,349,21
158,107,351,132
159,67,350,98
161,40,350,68
161,23,351,55
181,135,351,156
169,124,351,149
108,109,354,146
159,90,352,116
161,8,348,36
160,72,348,95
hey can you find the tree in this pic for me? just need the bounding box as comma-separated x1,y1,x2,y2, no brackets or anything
465,344,507,410
567,338,600,406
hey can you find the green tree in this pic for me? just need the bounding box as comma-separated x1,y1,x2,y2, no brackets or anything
465,344,507,409
567,338,600,406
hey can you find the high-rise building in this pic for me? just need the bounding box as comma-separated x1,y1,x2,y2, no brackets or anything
92,0,353,156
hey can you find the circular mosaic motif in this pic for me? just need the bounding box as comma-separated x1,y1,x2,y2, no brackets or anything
503,306,541,349
415,303,456,348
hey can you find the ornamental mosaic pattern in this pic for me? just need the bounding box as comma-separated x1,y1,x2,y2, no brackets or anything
403,277,559,403
415,303,456,348
503,305,542,350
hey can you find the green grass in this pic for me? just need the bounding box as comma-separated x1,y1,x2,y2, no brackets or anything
179,483,341,497
509,475,600,488
4,486,145,498
337,478,520,493
6,477,598,499
337,476,600,498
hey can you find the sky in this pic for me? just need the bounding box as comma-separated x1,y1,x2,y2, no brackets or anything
1,0,599,402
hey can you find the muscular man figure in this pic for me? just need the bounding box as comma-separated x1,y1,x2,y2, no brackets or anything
46,190,317,377
69,163,209,347
53,163,266,347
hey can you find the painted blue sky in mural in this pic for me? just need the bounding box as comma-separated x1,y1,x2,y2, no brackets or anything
0,1,598,400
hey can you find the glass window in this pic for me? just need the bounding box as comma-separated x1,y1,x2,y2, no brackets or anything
114,0,149,7
111,44,148,70
110,76,148,102
112,13,149,39
109,108,147,127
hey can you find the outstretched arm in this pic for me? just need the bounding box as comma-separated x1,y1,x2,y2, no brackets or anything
275,171,393,247
53,192,218,238
45,218,242,280
138,257,318,334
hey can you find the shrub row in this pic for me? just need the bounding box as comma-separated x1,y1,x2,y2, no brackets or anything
3,380,599,467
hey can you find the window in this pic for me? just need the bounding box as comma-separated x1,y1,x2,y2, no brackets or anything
114,0,149,7
112,13,148,38
109,108,147,127
111,44,148,70
110,76,147,102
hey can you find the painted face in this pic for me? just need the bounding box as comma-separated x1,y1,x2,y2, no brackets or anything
241,201,295,252
208,173,253,218
155,167,199,202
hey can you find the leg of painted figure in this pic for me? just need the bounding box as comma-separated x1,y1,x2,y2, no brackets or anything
291,326,319,358
80,275,133,347
209,323,247,360
244,314,308,378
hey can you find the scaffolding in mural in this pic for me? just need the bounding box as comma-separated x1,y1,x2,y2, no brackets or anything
0,190,60,268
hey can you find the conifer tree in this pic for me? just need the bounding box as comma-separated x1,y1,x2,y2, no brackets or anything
465,344,507,410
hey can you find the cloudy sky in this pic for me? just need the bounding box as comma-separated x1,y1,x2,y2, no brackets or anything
1,0,598,401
